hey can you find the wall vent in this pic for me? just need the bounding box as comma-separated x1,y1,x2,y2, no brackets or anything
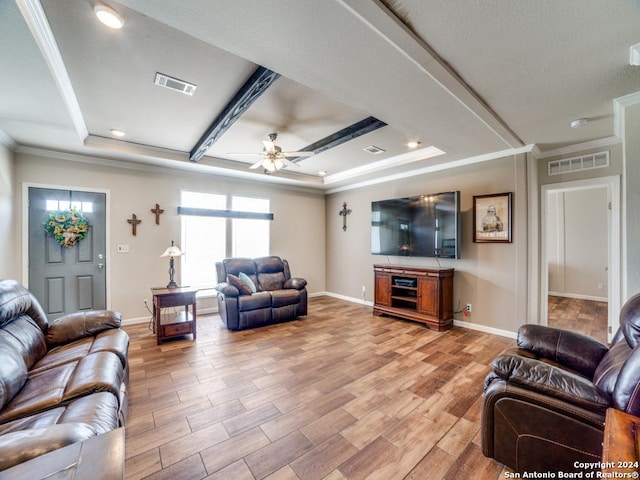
363,145,385,154
548,151,609,176
154,72,197,96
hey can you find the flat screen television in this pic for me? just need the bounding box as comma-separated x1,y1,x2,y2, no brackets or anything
371,191,461,258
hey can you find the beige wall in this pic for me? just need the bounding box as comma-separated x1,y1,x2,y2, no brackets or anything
624,103,640,298
547,188,608,299
325,155,529,334
0,143,17,279
14,152,326,321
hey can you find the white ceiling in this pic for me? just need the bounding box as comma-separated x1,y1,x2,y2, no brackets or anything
1,0,639,191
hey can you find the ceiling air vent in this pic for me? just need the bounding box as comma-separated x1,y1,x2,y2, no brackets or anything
363,145,385,154
547,151,609,176
154,72,197,96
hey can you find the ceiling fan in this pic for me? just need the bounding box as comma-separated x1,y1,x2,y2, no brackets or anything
230,133,315,173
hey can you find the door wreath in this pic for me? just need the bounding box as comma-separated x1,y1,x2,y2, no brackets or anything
43,209,89,248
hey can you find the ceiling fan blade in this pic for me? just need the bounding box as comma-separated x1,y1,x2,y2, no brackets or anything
281,158,300,168
250,159,265,169
282,151,315,157
262,140,276,154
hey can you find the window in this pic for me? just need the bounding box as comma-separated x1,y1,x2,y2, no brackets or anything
232,196,270,258
180,192,271,287
45,200,93,212
180,192,226,288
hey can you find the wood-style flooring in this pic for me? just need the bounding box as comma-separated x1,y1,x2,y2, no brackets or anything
123,296,514,480
547,295,608,344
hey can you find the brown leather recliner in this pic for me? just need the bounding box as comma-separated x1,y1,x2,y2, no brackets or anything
215,256,308,330
482,292,640,474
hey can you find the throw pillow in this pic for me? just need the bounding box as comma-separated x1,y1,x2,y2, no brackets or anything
238,272,257,293
227,274,252,295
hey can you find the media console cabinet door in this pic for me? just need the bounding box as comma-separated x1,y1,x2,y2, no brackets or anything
375,272,392,306
417,277,439,317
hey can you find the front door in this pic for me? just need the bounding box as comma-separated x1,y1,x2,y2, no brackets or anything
28,187,107,320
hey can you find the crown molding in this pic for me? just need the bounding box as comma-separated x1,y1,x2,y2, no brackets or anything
0,129,17,150
325,144,535,194
15,144,326,195
16,0,88,140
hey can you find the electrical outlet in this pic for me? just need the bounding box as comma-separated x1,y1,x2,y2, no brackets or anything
143,299,148,307
362,286,366,294
465,303,472,313
597,283,604,290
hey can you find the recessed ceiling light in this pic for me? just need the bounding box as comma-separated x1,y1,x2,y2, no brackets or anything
407,141,421,149
94,5,124,29
110,129,126,137
570,118,589,129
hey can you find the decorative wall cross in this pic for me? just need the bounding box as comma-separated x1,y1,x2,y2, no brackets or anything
127,214,142,236
339,202,352,231
151,203,164,225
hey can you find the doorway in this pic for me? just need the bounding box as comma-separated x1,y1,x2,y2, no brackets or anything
27,186,108,321
540,176,620,343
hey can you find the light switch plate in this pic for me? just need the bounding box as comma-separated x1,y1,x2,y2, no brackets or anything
117,245,129,253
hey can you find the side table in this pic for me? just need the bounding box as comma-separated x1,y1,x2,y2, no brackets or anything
151,286,198,344
602,407,640,476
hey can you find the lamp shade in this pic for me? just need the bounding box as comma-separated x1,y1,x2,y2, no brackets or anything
161,241,182,257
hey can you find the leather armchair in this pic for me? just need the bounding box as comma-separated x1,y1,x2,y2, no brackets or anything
482,292,640,474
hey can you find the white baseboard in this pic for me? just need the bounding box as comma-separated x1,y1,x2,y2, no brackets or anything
320,291,516,338
548,292,608,302
121,293,517,339
316,291,373,306
121,307,218,327
122,316,150,326
452,319,517,339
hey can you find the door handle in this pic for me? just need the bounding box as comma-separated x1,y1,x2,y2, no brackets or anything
98,253,105,269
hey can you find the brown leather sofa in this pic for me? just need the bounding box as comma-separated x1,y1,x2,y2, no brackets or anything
215,256,307,330
482,292,640,475
0,279,129,471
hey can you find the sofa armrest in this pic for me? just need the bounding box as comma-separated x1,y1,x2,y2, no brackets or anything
284,277,307,290
47,310,122,346
0,423,95,471
517,324,608,378
490,352,611,412
215,282,239,297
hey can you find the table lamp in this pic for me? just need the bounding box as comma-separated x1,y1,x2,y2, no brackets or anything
161,240,182,288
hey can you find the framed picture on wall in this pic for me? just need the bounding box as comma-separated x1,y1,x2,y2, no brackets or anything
473,192,512,243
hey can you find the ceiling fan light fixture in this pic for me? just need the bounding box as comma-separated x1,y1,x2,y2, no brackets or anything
94,5,124,29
